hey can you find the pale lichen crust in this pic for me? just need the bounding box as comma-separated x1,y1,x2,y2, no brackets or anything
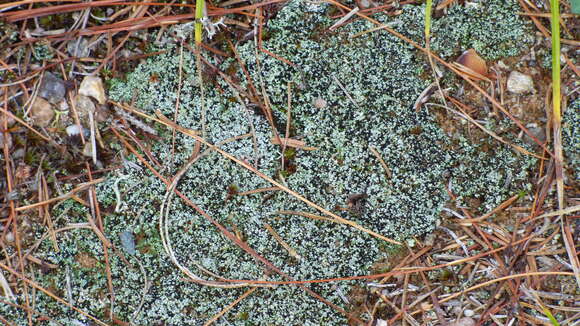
2,1,537,324
563,99,579,180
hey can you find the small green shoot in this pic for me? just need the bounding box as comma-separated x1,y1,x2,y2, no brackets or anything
195,0,204,44
424,0,433,38
550,0,561,123
543,307,561,326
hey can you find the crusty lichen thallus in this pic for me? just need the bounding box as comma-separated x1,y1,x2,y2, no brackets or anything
155,109,402,246
1,1,539,324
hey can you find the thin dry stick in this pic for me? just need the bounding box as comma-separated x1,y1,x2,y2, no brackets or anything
264,222,301,260
0,106,51,142
213,233,544,285
115,104,396,241
238,186,281,196
281,81,292,171
154,110,402,246
85,213,112,248
253,22,284,149
438,99,544,159
369,146,392,179
55,55,86,145
85,165,115,320
329,6,359,30
15,178,104,211
40,174,59,252
331,74,360,109
271,137,316,150
274,210,335,222
2,90,32,326
455,194,520,225
130,258,150,323
533,205,580,220
400,272,410,326
436,272,574,305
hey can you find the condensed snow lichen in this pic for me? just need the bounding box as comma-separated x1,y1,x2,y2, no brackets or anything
2,1,538,325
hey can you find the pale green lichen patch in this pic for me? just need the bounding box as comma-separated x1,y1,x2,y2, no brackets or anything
2,1,538,324
563,99,579,180
393,0,534,60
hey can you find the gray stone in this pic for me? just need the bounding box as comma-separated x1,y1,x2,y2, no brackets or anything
38,72,66,104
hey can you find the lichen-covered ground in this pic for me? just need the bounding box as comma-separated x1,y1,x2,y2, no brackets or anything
2,0,542,324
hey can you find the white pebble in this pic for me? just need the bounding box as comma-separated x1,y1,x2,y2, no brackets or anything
66,124,83,136
507,71,534,94
79,76,107,104
451,317,475,326
375,319,387,326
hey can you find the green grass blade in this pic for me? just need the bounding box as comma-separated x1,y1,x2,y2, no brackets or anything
543,307,561,326
195,0,204,44
550,0,560,122
424,0,433,39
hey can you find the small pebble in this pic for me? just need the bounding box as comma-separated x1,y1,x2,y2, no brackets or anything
67,38,89,58
66,124,84,137
119,231,136,255
79,76,107,104
313,97,327,109
30,97,54,127
464,309,475,317
451,317,475,326
0,133,12,148
359,0,372,9
38,72,66,104
523,125,546,146
5,232,14,243
0,111,16,128
375,319,387,326
12,148,25,159
507,71,534,94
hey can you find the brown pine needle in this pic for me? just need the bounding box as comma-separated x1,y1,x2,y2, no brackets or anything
264,222,301,260
15,179,104,212
237,186,281,196
369,146,392,179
